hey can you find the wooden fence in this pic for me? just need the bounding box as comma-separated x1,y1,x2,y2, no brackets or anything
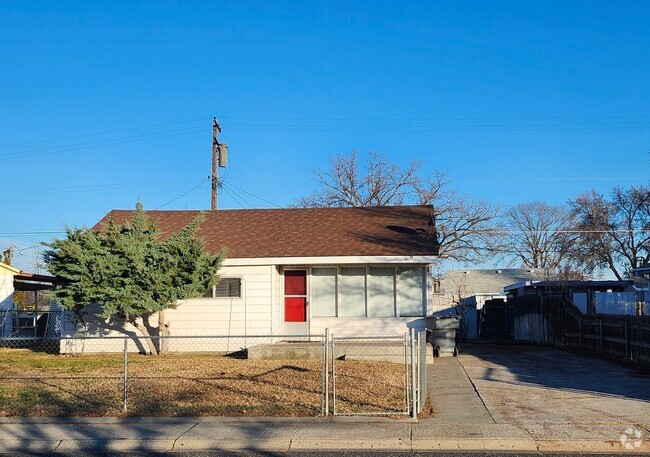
480,295,650,365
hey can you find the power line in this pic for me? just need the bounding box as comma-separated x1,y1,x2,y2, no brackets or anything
221,181,282,208
1,127,209,160
220,114,650,122
226,123,650,133
438,228,650,234
4,113,648,156
220,182,255,209
0,177,207,194
154,178,210,210
0,231,66,236
3,226,650,238
0,116,210,149
220,184,250,209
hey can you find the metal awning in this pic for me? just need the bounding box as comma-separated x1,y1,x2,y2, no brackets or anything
13,273,65,291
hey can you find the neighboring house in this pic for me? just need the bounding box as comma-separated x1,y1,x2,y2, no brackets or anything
432,268,556,339
504,279,642,315
0,261,20,337
1,264,63,338
62,205,439,345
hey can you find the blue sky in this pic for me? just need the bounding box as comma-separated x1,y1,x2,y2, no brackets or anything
2,1,650,270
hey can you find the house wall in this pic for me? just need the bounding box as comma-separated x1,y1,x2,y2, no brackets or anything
310,317,426,336
60,264,275,353
59,261,432,352
0,267,15,337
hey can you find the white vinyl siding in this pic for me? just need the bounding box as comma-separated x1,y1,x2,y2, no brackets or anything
399,267,425,316
339,267,366,317
368,267,396,317
311,268,337,317
61,264,275,352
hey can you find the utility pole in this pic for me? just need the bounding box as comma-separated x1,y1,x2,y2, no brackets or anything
211,117,221,211
211,117,228,211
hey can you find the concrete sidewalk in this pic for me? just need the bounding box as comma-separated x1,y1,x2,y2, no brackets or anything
0,415,648,453
1,348,649,454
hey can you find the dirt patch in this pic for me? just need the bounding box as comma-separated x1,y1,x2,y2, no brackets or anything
0,349,407,417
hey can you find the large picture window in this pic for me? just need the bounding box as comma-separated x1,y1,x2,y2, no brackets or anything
398,267,424,316
311,268,337,317
339,267,366,317
309,266,425,318
368,267,396,317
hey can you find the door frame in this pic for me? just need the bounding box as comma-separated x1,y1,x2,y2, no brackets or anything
282,267,310,335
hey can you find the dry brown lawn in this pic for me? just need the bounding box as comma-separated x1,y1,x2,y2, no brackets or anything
0,348,408,417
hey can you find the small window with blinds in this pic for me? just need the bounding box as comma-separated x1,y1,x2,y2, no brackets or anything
203,278,242,298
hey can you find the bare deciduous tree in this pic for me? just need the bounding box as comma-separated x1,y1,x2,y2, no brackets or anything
297,151,500,262
569,186,650,280
502,202,576,269
297,151,421,207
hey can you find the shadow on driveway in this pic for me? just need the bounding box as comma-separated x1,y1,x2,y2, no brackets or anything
459,343,650,403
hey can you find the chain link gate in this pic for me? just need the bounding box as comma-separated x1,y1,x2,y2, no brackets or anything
416,329,428,414
330,333,412,416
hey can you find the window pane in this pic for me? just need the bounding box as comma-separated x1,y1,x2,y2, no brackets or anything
215,278,242,298
368,267,395,317
399,267,424,316
312,268,337,317
339,267,366,317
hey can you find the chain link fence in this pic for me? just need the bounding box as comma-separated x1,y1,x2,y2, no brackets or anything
416,329,428,414
0,330,429,418
594,292,638,315
331,334,411,416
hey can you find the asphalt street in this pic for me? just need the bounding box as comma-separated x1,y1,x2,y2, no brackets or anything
3,452,648,457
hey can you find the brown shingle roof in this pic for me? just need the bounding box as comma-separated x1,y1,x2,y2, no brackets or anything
93,205,439,259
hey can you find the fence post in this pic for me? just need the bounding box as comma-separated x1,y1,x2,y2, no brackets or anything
123,337,128,414
331,334,336,415
579,319,583,350
323,328,329,416
599,319,605,353
623,321,630,359
410,327,417,419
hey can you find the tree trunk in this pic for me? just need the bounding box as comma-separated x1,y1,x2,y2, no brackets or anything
158,310,170,355
131,318,158,355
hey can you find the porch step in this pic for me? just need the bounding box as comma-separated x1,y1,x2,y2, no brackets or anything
247,340,433,363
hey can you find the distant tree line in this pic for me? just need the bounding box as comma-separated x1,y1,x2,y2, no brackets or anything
298,150,650,279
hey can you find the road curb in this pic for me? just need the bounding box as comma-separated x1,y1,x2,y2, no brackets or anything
3,437,650,453
175,438,292,452
0,440,61,454
411,438,539,452
290,438,411,451
536,439,650,453
55,439,176,453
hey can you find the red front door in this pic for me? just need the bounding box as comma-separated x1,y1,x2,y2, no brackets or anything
284,270,307,322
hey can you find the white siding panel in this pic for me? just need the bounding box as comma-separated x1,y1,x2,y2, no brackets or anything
310,317,425,336
60,264,276,352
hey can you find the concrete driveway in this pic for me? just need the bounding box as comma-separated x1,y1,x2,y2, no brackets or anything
427,344,650,428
